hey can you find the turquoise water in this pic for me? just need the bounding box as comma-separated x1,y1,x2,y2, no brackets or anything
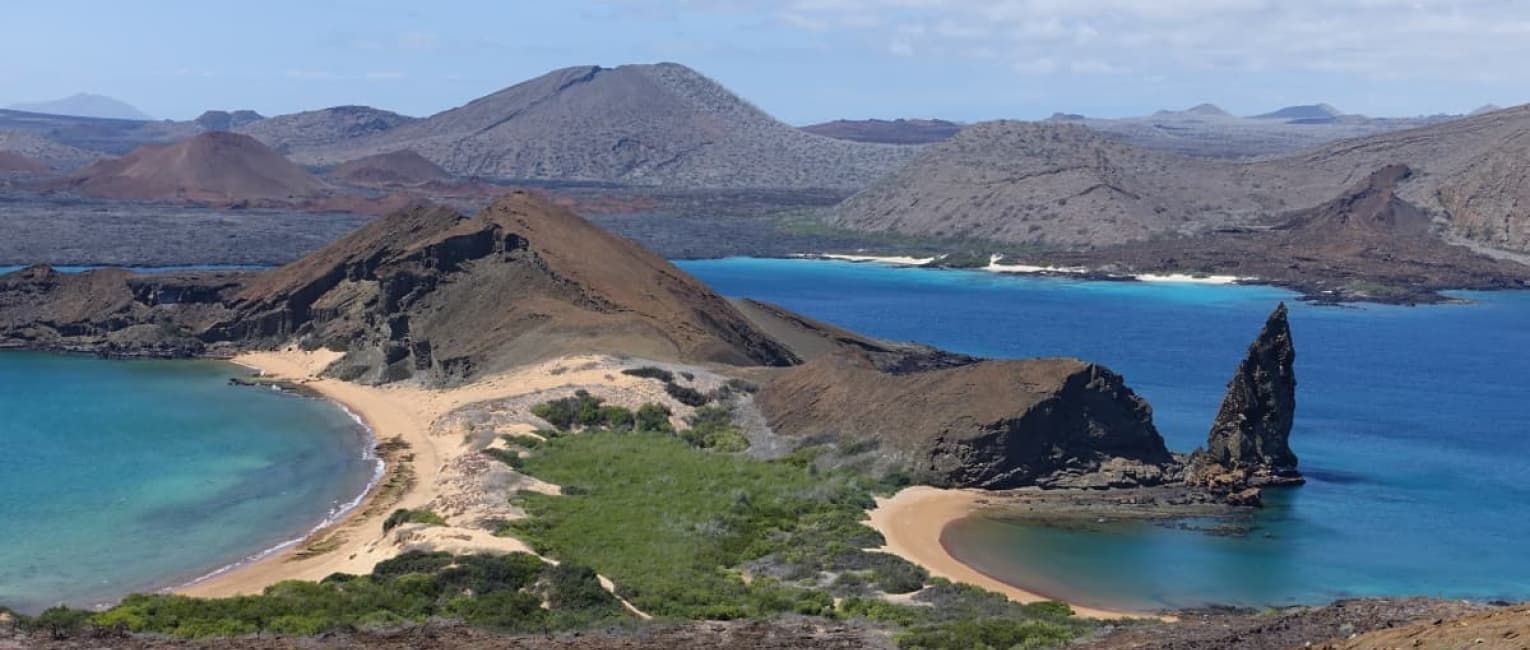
677,257,1530,612
0,352,377,613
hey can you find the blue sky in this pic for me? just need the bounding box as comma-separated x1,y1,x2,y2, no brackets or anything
2,1,1527,123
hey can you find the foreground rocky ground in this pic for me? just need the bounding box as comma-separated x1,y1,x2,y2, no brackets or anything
6,599,1524,649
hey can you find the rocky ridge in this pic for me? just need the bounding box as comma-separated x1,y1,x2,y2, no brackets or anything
0,192,798,384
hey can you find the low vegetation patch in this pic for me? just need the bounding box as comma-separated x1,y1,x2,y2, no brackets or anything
499,426,1100,648
12,552,624,639
381,508,447,532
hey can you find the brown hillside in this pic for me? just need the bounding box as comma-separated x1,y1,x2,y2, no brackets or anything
62,132,327,202
329,150,450,186
0,150,50,174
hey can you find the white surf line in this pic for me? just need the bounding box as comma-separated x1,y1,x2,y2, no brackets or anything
1134,272,1248,285
982,254,1090,276
804,253,940,266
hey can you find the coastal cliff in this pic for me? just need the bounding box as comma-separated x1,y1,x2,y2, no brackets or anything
757,349,1176,489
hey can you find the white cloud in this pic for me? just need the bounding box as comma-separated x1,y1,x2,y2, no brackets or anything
741,0,1530,81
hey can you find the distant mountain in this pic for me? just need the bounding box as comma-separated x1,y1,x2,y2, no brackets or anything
1045,103,1453,158
833,121,1272,247
0,131,102,171
195,110,265,132
799,118,962,145
61,132,326,202
1153,103,1232,118
293,63,919,190
1471,104,1504,116
833,103,1530,256
329,150,450,187
6,93,152,120
235,106,415,155
1253,104,1343,121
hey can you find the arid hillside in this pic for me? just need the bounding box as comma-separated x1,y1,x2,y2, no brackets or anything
290,63,919,190
59,132,327,203
835,105,1530,258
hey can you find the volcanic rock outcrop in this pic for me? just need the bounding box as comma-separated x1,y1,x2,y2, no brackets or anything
1187,303,1302,498
0,192,798,384
59,132,327,203
329,150,451,187
757,348,1175,489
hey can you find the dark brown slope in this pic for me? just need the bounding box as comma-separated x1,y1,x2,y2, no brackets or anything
800,118,961,145
329,150,451,187
757,348,1175,489
59,132,327,203
0,192,797,383
293,63,918,190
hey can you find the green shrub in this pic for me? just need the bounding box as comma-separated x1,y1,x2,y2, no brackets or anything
381,509,447,532
635,403,673,433
599,406,635,431
26,606,91,639
58,551,623,639
679,406,749,452
839,597,922,626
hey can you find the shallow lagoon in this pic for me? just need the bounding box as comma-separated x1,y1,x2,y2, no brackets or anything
0,352,376,613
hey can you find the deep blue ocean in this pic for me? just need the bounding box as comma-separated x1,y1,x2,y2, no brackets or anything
0,353,377,613
677,257,1530,612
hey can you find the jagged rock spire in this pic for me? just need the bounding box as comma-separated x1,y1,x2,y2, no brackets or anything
1189,303,1303,500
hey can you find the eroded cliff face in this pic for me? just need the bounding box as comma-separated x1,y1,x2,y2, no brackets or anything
1187,303,1302,501
757,350,1177,489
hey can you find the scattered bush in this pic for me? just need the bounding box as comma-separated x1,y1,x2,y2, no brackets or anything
680,406,749,452
621,366,675,383
664,382,709,407
17,552,626,639
635,403,673,433
382,508,447,532
839,597,921,626
531,391,653,433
